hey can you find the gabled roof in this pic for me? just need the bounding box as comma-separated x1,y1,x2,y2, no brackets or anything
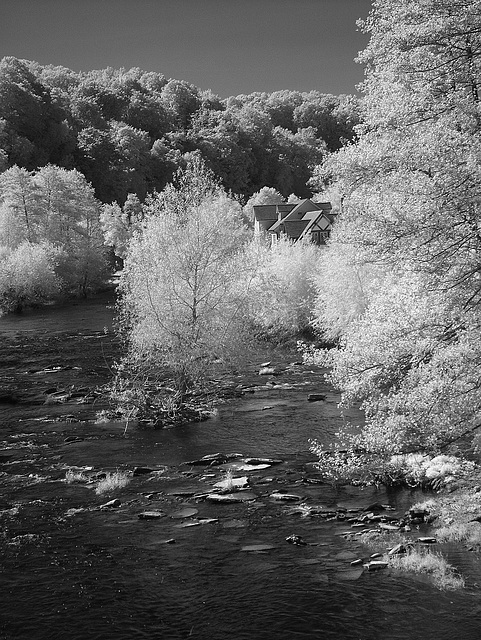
282,220,311,239
254,198,334,240
299,213,333,239
252,204,279,221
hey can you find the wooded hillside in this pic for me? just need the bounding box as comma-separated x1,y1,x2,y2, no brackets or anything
0,56,359,204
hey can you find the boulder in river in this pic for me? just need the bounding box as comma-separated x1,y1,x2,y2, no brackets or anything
170,507,199,519
206,492,256,503
388,543,408,555
286,534,307,546
138,511,165,520
234,463,272,471
364,560,388,571
379,522,400,531
244,457,283,466
183,452,243,466
307,393,325,402
270,492,303,502
241,543,276,552
417,537,437,544
214,476,249,491
133,466,154,476
99,498,121,509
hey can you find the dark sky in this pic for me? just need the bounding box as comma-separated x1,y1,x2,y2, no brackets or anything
1,0,373,97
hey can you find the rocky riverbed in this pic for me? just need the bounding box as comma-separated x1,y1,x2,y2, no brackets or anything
1,294,481,640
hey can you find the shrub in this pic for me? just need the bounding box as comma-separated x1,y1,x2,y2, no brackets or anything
247,236,320,339
309,437,476,488
0,241,61,313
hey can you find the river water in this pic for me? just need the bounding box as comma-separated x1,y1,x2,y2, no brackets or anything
1,294,481,640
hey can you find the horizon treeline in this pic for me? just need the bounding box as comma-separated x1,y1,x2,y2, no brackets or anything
0,56,359,204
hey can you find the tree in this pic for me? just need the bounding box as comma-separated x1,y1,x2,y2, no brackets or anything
116,158,252,423
242,186,284,225
100,193,143,261
0,164,109,298
0,165,39,244
0,241,61,313
34,165,109,295
248,236,321,339
309,0,481,468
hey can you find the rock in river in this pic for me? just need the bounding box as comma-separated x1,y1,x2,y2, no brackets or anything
241,544,276,552
364,561,388,571
206,492,256,503
244,457,283,466
170,507,199,519
270,492,303,502
138,511,165,520
286,534,307,546
133,466,154,476
214,476,249,491
100,499,121,509
307,393,325,402
183,452,243,466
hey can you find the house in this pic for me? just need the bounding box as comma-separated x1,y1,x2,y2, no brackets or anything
253,198,335,245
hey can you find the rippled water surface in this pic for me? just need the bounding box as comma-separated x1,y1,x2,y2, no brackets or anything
1,294,481,640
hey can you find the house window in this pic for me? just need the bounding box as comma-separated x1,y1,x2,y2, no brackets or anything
311,230,330,245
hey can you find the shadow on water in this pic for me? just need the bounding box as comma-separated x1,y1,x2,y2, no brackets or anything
1,294,481,640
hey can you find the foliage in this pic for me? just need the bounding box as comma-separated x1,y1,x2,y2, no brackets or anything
311,233,385,341
0,57,359,203
100,193,143,260
248,236,321,339
411,485,481,534
0,164,109,298
309,434,476,487
243,186,284,225
308,0,481,465
115,158,253,422
0,241,61,313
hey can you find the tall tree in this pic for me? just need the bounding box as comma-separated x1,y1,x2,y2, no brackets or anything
0,165,39,244
311,0,481,461
116,158,252,422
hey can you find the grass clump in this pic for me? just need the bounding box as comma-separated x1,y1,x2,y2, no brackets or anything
220,469,236,492
65,469,89,484
389,548,465,590
436,522,481,548
358,529,406,551
95,470,131,495
358,527,466,590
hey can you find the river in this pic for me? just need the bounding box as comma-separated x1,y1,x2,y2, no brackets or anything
1,293,480,640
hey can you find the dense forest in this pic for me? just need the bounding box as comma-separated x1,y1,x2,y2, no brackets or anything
0,55,358,204
0,55,357,310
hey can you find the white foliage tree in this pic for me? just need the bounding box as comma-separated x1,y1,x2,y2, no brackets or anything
116,158,253,420
309,0,481,470
247,236,321,338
